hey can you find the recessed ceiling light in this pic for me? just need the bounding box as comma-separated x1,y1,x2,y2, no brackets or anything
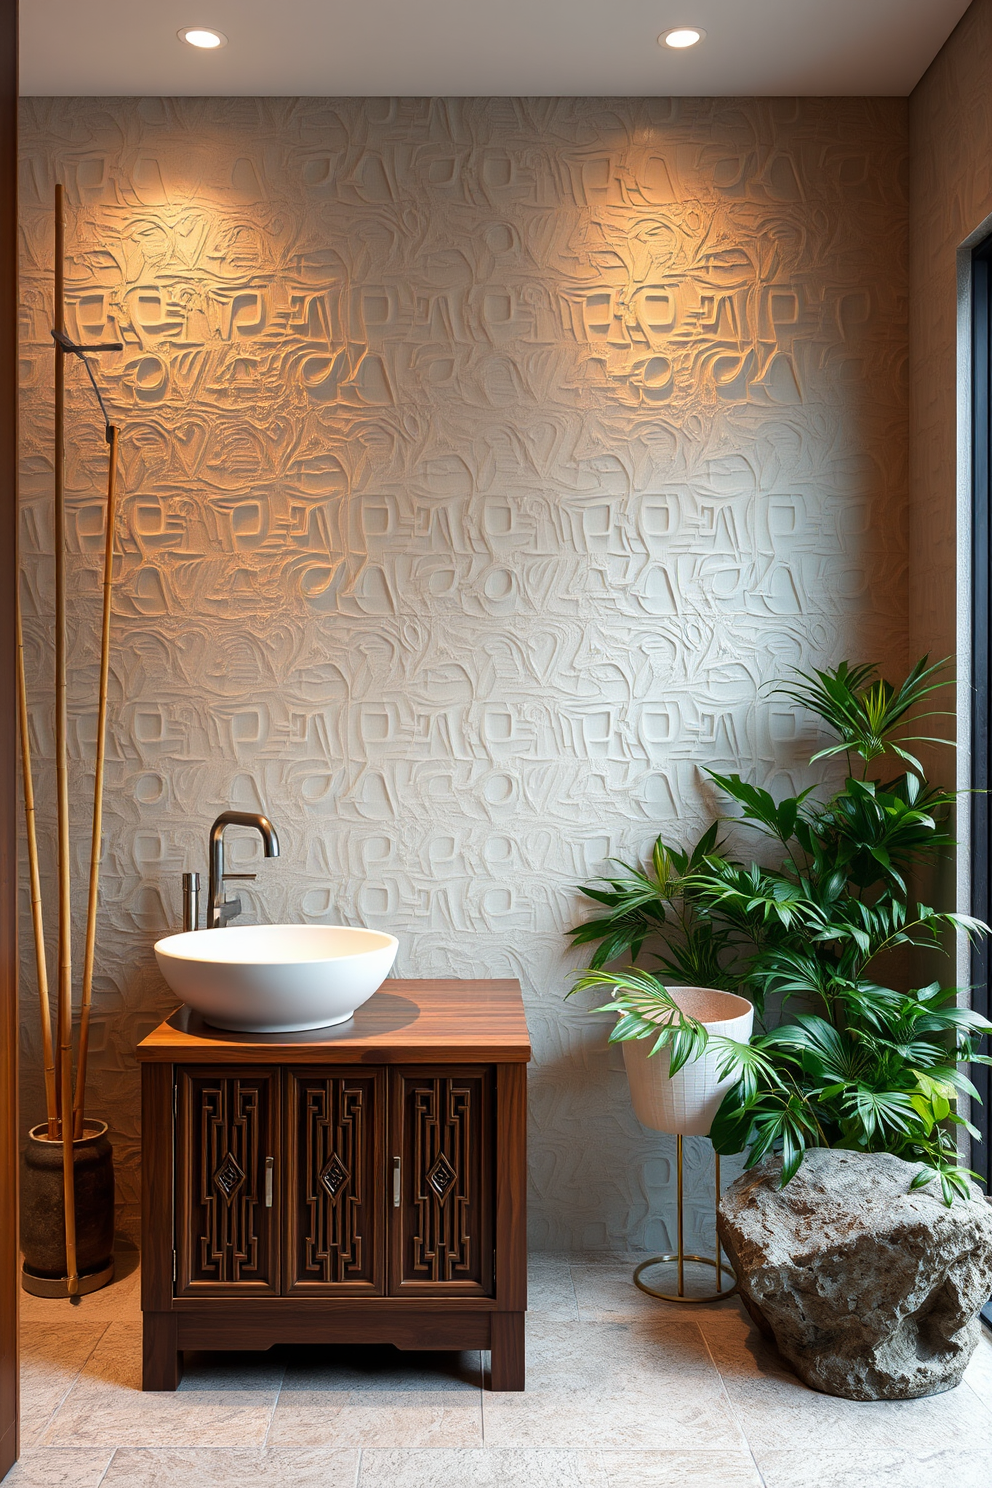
660,27,706,49
178,27,228,49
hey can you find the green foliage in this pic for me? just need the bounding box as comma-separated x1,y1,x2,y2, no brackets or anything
567,656,992,1204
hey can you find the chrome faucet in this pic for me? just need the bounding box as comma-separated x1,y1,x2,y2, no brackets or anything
181,810,280,931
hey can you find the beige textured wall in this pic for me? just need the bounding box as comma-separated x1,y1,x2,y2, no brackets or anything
18,96,908,1247
910,0,992,675
910,0,992,673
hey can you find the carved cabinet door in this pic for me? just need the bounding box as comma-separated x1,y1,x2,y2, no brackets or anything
389,1067,493,1296
175,1068,280,1296
285,1069,385,1294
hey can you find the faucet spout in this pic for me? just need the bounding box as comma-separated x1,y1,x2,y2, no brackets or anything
207,811,280,930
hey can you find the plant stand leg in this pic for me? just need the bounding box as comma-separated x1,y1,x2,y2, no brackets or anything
633,1137,737,1304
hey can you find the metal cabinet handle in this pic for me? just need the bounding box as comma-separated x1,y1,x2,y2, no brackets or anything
265,1156,274,1207
392,1156,401,1207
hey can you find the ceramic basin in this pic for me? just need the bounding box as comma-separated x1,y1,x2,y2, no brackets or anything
154,924,399,1033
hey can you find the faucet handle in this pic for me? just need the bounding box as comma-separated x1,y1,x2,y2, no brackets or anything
218,895,243,927
182,872,201,932
222,872,256,881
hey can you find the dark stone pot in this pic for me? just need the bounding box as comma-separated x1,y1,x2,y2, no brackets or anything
21,1120,115,1280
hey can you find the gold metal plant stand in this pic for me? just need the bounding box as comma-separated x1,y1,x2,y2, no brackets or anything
633,1136,737,1303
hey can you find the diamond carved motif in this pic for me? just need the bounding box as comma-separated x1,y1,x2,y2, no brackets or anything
213,1151,245,1202
426,1151,458,1202
320,1152,350,1200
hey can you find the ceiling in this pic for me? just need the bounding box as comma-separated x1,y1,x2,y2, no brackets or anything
21,0,974,97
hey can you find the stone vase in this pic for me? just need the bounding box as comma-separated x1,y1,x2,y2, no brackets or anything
21,1120,115,1294
622,985,753,1135
718,1148,992,1400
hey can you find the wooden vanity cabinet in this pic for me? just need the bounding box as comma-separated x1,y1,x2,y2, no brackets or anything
138,980,529,1392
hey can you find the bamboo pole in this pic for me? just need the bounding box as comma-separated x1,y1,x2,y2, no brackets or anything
16,590,58,1136
53,183,79,1294
73,424,118,1141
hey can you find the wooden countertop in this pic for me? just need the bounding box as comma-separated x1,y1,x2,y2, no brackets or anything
137,978,531,1065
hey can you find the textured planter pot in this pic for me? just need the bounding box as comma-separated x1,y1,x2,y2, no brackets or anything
622,985,754,1135
21,1120,115,1292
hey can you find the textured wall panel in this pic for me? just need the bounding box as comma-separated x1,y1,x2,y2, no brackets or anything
18,96,908,1249
910,0,992,673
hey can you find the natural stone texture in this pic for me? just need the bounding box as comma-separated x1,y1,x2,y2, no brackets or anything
717,1149,992,1401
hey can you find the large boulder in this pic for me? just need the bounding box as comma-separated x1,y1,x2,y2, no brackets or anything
717,1148,992,1401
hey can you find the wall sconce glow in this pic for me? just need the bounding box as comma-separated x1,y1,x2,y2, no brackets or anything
178,27,228,49
660,27,706,49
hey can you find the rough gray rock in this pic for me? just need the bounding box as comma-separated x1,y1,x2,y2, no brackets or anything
717,1148,992,1400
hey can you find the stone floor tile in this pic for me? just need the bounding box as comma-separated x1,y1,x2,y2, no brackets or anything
0,1448,116,1487
278,1344,482,1391
101,1446,360,1486
526,1253,580,1320
700,1315,992,1451
43,1396,278,1450
266,1394,483,1449
358,1448,609,1487
756,1447,992,1488
19,1243,141,1326
601,1450,764,1487
570,1263,743,1322
178,1350,287,1393
40,1324,278,1448
481,1316,745,1450
18,1322,109,1447
962,1328,992,1413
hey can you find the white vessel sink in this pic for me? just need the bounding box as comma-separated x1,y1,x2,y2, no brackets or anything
154,924,399,1033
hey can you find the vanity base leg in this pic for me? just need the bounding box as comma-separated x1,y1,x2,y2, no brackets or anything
142,1312,182,1391
489,1311,525,1391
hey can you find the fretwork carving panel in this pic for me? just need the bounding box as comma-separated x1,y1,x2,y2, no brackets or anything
177,1069,277,1293
17,96,909,1251
392,1069,492,1293
288,1069,383,1292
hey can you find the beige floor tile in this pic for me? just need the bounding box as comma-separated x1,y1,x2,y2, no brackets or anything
279,1344,482,1392
18,1322,109,1447
19,1243,141,1326
963,1327,992,1413
40,1323,278,1448
756,1447,992,1488
267,1394,483,1449
570,1262,743,1322
482,1316,745,1450
102,1446,360,1486
178,1350,286,1392
601,1450,764,1487
701,1316,992,1452
0,1448,116,1487
527,1254,579,1320
358,1448,609,1487
43,1395,278,1450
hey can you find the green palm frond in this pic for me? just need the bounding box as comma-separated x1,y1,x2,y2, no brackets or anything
565,655,991,1202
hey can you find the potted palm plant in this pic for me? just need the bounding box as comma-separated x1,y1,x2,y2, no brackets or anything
568,657,992,1203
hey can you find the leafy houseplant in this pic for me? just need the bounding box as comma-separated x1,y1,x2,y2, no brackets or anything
568,658,992,1203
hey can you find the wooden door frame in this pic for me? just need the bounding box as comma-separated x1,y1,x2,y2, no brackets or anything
0,0,17,1476
970,234,992,1198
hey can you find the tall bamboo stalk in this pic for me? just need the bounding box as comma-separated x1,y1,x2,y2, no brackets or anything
16,590,58,1137
73,424,118,1142
53,183,79,1294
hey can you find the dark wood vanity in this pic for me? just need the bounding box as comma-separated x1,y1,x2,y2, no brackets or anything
138,979,530,1391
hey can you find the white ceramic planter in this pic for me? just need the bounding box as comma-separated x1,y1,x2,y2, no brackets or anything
621,985,754,1136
